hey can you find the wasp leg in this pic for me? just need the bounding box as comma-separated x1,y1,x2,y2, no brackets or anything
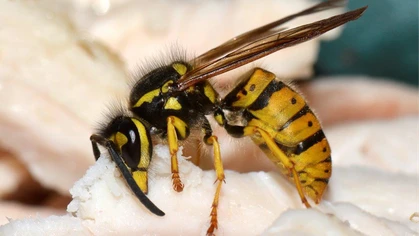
167,116,189,192
90,134,165,216
202,118,225,236
243,127,311,208
214,109,310,207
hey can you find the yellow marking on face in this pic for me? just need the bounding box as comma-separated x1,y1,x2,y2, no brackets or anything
113,132,128,151
134,89,160,108
132,170,148,193
232,68,275,108
164,97,182,110
161,80,173,93
249,87,305,131
172,63,188,75
132,119,151,168
203,82,217,103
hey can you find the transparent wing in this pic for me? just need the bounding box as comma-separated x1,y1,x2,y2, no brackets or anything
175,5,367,91
193,0,347,65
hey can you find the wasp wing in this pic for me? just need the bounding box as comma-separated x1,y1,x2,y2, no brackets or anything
175,6,367,91
193,0,347,65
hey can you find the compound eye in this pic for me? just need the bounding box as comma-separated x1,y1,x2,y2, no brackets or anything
116,119,141,169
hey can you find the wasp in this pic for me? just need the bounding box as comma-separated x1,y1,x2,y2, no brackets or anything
90,1,367,235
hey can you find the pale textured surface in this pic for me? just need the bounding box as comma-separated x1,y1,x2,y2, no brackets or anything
1,0,418,235
2,122,418,235
0,202,65,226
299,77,419,125
0,0,128,194
81,0,343,78
40,0,343,76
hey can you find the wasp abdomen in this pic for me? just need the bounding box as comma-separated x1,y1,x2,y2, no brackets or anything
224,68,332,203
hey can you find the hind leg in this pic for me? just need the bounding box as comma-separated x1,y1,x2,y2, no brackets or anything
243,126,311,207
202,118,225,236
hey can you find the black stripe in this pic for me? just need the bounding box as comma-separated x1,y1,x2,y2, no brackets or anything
248,81,285,110
320,156,332,163
243,110,256,121
259,143,269,151
278,105,310,131
297,171,330,185
314,178,329,184
294,130,325,155
306,185,319,196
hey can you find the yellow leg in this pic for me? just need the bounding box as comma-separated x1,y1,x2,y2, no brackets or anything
205,136,225,236
244,126,311,208
167,116,186,192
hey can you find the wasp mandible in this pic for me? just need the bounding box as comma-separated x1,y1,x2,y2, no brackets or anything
90,0,367,235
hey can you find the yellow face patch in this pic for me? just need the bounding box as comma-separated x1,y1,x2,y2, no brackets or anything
113,132,128,151
172,63,188,75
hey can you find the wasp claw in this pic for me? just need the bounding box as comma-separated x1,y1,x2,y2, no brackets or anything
172,173,184,192
206,205,218,236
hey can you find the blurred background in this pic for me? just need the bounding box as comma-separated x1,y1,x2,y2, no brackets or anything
0,0,417,229
316,0,418,86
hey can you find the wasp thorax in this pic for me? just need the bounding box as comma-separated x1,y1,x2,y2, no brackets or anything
130,66,182,108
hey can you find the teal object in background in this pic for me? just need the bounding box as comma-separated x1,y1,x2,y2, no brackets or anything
315,0,418,86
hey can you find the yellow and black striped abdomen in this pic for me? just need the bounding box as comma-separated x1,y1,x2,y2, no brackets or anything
225,68,331,203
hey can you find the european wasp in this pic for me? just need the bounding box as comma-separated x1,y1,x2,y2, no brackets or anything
90,1,367,235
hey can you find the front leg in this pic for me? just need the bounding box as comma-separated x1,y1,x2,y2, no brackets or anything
166,116,189,192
